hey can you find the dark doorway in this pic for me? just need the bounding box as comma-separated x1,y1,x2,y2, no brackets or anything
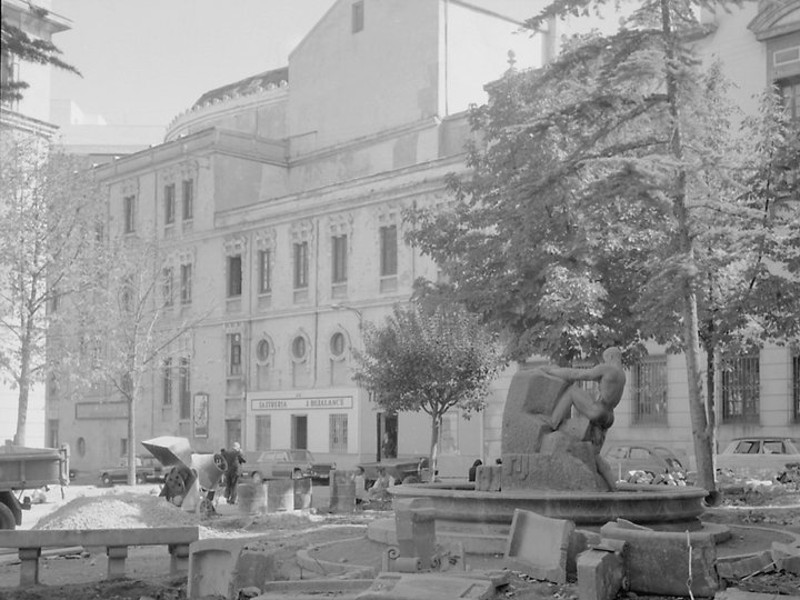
376,412,397,461
291,415,308,450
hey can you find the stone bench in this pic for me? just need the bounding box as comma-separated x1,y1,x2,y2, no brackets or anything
0,526,199,586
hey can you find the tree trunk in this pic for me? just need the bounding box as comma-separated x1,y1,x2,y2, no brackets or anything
429,413,440,483
660,0,716,497
705,339,717,460
13,328,32,446
127,373,137,486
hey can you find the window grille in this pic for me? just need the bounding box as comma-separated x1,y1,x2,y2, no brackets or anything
255,415,271,451
721,353,760,423
632,355,668,424
329,414,348,453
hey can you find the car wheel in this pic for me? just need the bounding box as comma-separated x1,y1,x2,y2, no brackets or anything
101,474,113,486
0,503,15,530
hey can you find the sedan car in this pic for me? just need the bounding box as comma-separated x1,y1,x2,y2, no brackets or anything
602,444,687,484
99,456,162,486
244,449,335,483
716,437,800,480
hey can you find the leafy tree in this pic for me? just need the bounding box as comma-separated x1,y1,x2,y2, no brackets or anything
407,0,799,496
0,136,105,446
352,303,502,477
1,7,80,103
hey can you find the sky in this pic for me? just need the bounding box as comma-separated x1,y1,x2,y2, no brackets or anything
50,0,338,143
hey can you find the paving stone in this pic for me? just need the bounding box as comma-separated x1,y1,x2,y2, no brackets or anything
354,571,508,600
771,540,800,576
715,589,800,600
716,550,775,580
600,520,719,597
577,546,626,600
505,508,575,584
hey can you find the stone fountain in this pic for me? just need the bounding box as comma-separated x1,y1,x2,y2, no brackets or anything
369,349,709,554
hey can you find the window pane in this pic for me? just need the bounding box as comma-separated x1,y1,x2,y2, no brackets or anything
380,225,397,276
179,358,191,419
228,255,242,297
180,263,192,304
182,179,194,220
294,242,308,289
162,267,173,307
259,250,271,294
124,196,135,233
332,235,347,283
256,415,271,451
165,184,175,224
162,358,172,405
330,414,348,453
229,333,242,375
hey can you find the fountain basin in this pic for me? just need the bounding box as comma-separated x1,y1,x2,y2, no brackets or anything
368,482,709,554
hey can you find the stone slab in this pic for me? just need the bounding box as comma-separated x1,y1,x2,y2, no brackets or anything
188,538,246,600
501,453,603,491
355,571,507,600
0,527,199,548
771,541,800,576
577,547,626,600
474,465,501,492
716,550,775,580
600,520,719,597
504,509,575,584
501,370,568,455
330,470,357,513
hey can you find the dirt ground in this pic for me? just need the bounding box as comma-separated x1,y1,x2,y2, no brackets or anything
0,483,798,600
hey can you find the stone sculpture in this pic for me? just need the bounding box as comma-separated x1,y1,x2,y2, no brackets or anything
500,347,625,492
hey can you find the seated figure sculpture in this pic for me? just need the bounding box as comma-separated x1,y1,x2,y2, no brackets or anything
497,346,626,492
540,346,625,491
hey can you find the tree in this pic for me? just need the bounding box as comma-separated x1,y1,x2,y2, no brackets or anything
352,303,502,477
0,136,105,446
57,235,206,486
1,8,80,103
407,1,799,497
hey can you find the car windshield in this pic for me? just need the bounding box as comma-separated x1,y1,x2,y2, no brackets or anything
288,450,313,461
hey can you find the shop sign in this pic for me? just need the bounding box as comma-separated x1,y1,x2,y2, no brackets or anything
75,401,128,420
251,396,353,411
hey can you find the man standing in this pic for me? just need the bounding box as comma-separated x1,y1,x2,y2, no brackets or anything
222,442,246,504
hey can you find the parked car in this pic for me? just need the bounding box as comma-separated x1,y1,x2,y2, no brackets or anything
357,456,431,487
716,437,800,480
602,444,687,484
244,449,335,483
99,456,162,486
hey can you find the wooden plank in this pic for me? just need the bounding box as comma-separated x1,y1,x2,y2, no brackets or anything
0,526,199,548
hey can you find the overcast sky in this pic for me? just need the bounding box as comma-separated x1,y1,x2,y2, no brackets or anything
51,0,337,133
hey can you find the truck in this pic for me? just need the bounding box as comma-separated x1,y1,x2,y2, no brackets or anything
0,445,70,529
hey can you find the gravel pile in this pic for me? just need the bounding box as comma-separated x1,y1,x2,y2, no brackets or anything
33,492,202,531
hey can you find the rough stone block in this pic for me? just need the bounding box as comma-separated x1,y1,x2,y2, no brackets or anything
395,498,437,569
188,538,246,600
568,530,602,577
505,509,575,584
771,541,800,576
716,551,775,580
330,470,356,513
577,548,626,600
265,479,294,512
474,465,502,491
501,453,604,491
233,546,289,590
355,571,507,600
501,370,569,455
600,520,719,597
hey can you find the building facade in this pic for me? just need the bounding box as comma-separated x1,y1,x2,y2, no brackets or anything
48,0,799,477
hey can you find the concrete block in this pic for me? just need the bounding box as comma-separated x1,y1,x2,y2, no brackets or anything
355,571,507,600
330,470,356,513
474,465,501,491
505,509,575,584
395,498,436,569
187,538,246,600
716,551,775,580
577,548,626,600
771,541,800,575
106,545,128,579
265,479,294,512
600,520,719,597
18,547,40,587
